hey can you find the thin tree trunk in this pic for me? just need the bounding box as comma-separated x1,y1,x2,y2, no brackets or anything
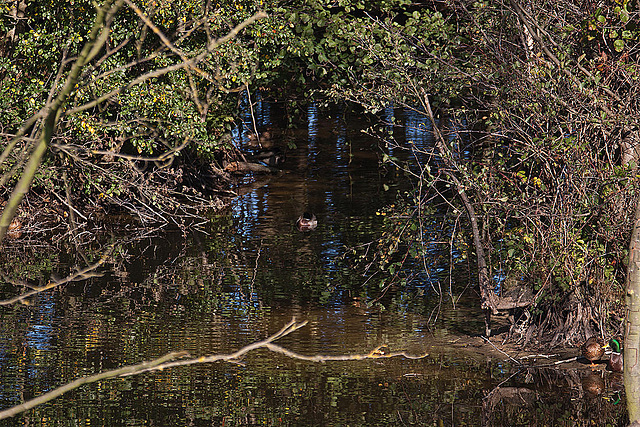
0,0,119,242
626,194,640,423
421,93,498,332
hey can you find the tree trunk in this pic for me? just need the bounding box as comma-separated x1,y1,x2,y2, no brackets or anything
626,194,640,422
421,93,498,333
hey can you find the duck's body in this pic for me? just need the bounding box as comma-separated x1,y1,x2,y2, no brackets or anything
581,336,606,367
296,212,317,231
608,338,623,372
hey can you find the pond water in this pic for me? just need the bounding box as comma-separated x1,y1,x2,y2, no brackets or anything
0,102,628,426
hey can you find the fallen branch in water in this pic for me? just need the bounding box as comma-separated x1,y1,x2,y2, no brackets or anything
0,318,428,420
481,337,580,368
525,356,579,368
0,351,186,420
481,336,522,366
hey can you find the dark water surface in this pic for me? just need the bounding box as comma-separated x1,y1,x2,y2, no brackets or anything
0,104,626,425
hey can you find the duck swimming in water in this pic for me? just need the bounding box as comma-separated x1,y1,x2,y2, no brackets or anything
296,212,317,231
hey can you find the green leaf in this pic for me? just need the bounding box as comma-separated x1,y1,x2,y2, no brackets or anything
614,39,625,52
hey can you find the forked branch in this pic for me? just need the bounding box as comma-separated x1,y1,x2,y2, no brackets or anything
0,318,427,420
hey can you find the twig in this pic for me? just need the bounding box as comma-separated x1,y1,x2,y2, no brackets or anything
249,240,262,296
420,91,498,317
518,353,560,360
0,318,428,420
132,319,310,373
83,136,190,164
263,343,428,362
65,11,268,116
527,356,578,368
481,336,522,365
246,83,261,147
0,351,186,420
52,184,88,221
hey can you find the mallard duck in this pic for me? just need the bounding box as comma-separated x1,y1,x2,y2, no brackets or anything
581,336,606,367
608,338,623,373
296,212,317,232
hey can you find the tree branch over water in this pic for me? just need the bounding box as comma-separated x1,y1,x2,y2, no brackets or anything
0,318,428,420
0,2,268,242
0,0,123,242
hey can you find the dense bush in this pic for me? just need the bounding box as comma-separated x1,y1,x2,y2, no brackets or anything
304,0,640,343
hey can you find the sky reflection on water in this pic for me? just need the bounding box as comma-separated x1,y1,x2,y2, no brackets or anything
0,102,624,426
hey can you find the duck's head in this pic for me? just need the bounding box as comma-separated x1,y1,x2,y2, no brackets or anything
609,338,622,354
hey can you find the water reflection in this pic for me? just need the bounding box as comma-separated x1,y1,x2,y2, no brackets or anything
0,104,628,425
26,293,55,352
308,101,319,142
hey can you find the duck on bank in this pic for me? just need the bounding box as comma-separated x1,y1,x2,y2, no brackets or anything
580,336,623,372
581,336,607,368
608,338,623,373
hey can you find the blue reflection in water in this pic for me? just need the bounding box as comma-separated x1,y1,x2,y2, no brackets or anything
402,108,432,149
307,102,318,159
232,190,262,241
27,325,53,351
308,102,318,139
254,93,271,125
26,292,55,351
383,105,395,133
237,91,272,141
223,291,262,314
226,100,454,312
334,133,349,168
0,291,58,406
333,113,348,164
26,293,57,391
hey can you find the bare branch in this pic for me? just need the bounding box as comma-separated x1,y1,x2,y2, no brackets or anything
0,0,123,242
0,351,186,420
65,10,268,117
0,319,427,420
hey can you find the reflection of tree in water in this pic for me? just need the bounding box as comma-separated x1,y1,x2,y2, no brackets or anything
0,231,632,426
